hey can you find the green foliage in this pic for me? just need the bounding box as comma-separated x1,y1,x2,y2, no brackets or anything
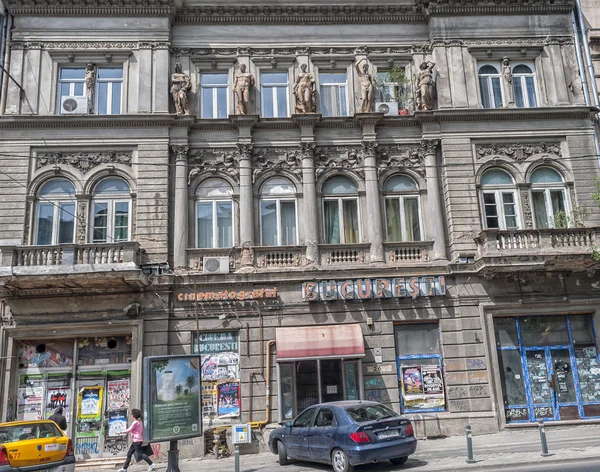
385,66,409,87
185,374,196,391
551,206,589,229
175,384,183,397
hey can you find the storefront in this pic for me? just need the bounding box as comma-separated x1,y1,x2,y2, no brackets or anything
494,314,600,423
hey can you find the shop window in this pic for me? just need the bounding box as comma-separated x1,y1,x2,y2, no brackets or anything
261,71,289,118
19,340,74,368
480,169,520,230
319,72,348,116
201,72,228,119
196,178,234,248
395,323,445,413
259,177,298,246
530,168,568,229
478,64,503,109
91,178,131,243
77,336,132,365
520,316,569,346
322,176,360,244
494,317,519,348
570,315,595,344
384,175,422,242
35,179,76,245
512,64,537,108
497,349,527,406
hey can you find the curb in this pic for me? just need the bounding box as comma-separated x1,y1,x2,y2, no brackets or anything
417,454,600,472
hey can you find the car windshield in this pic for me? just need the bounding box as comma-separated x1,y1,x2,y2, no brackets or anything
345,404,398,423
0,423,62,444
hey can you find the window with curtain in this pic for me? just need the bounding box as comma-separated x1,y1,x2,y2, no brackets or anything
512,64,537,108
322,176,360,244
201,73,229,119
35,179,77,245
478,64,503,109
384,175,422,242
319,72,348,117
196,178,234,248
261,72,289,118
530,167,568,229
91,178,131,243
480,169,520,230
260,177,297,246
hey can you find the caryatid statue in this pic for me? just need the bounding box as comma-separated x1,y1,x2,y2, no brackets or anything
171,62,191,115
415,60,436,111
233,64,255,115
502,57,515,107
356,58,374,113
293,64,316,114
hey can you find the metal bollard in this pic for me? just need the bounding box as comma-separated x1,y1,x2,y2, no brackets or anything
466,424,476,464
538,420,552,457
234,445,240,472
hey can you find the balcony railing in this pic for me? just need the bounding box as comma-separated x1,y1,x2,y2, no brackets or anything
319,243,370,266
385,241,434,263
254,246,306,269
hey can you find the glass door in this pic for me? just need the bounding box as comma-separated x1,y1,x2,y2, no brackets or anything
550,348,578,420
525,349,555,420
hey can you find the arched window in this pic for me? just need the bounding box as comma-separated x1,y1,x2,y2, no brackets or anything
479,65,502,109
196,178,233,248
530,168,567,229
480,169,520,230
91,178,131,243
322,176,360,244
35,179,76,245
259,177,297,246
384,175,422,242
512,64,537,108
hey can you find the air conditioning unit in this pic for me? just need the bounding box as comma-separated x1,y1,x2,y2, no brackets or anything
375,101,399,116
60,96,88,115
203,256,230,275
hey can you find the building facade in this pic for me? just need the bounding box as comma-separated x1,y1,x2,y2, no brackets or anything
0,0,600,462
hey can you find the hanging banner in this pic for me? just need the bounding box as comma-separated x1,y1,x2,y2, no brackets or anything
143,355,203,442
107,409,129,437
217,381,240,418
107,379,130,411
78,386,103,419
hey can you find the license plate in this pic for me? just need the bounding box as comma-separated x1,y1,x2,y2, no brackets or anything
44,444,59,452
377,429,399,439
32,469,53,472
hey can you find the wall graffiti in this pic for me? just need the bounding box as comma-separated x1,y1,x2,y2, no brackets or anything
104,438,127,456
466,358,487,370
366,389,389,403
151,443,168,461
505,407,528,420
364,377,386,389
534,406,554,418
76,439,99,455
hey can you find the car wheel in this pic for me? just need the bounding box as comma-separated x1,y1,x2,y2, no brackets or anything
331,448,354,472
390,456,409,466
277,440,290,466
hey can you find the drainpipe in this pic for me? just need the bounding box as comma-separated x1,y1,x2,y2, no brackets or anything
572,11,591,105
0,13,12,115
575,0,599,106
249,340,275,429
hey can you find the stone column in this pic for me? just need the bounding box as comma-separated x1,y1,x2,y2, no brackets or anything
301,142,319,263
238,143,254,249
362,141,385,262
423,140,447,260
172,145,189,269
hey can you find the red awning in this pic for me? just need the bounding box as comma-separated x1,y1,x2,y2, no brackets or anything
275,324,365,361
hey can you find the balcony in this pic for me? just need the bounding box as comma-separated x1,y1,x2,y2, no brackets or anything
319,243,370,266
0,242,147,295
385,241,434,263
474,228,600,272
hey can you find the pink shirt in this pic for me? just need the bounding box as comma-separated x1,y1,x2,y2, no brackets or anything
125,419,144,442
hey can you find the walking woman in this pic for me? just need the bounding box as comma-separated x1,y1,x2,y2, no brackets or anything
118,408,156,472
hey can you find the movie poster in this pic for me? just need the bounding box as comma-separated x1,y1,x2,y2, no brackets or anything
45,387,70,420
107,380,130,410
422,365,444,395
402,366,423,395
401,364,445,410
217,381,240,418
78,386,103,419
18,379,43,421
107,409,128,437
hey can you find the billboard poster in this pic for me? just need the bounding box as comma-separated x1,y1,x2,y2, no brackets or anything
401,364,445,410
144,355,203,442
402,366,423,395
78,386,103,419
18,380,43,421
107,379,130,410
107,409,128,437
217,381,240,418
45,387,70,421
422,365,444,395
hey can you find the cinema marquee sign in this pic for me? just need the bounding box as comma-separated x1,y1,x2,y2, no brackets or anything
302,276,446,302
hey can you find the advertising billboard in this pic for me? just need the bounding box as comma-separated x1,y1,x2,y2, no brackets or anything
143,355,203,442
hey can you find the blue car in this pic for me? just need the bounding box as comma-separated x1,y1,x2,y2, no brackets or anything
269,401,417,472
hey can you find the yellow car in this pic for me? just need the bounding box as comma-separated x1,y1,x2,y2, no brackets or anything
0,420,75,472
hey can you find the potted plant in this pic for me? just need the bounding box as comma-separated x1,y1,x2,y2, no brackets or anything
385,66,411,115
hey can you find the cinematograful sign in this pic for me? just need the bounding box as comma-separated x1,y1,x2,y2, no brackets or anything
302,276,446,302
177,287,277,302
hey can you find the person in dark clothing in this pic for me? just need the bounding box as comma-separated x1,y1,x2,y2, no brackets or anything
49,406,67,431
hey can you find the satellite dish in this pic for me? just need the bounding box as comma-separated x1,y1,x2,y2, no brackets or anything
377,103,390,114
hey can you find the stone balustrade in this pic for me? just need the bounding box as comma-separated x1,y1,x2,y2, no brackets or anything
384,241,434,263
254,246,306,268
319,243,370,266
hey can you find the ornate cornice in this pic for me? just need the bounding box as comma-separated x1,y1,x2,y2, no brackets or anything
170,145,189,161
417,0,574,15
376,144,426,178
4,0,174,16
188,148,239,184
315,146,363,179
11,41,167,51
36,151,133,173
175,45,428,58
475,142,562,162
252,147,303,182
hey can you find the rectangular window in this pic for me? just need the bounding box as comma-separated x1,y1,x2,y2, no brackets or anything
114,202,129,242
57,67,86,114
385,197,422,242
197,201,233,248
96,67,123,115
93,203,108,243
377,70,411,110
260,199,297,246
532,189,566,229
395,323,445,413
323,198,359,244
319,73,348,117
201,73,228,119
92,201,129,243
261,72,289,118
482,191,519,230
58,203,76,244
36,203,54,245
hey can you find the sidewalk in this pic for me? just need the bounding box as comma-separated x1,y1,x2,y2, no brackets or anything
79,424,600,471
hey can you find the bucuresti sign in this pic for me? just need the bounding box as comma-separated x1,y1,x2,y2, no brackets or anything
177,287,277,302
302,276,446,301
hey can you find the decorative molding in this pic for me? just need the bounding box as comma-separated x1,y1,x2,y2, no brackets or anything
300,142,316,159
421,139,439,155
188,149,239,184
376,144,426,177
170,145,189,162
461,36,574,48
315,146,363,179
520,190,533,229
475,142,562,162
4,0,174,16
359,141,378,159
418,0,574,15
252,148,303,182
77,201,88,244
36,151,132,173
23,200,32,246
175,45,424,58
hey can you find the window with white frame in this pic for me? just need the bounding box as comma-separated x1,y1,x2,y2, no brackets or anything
322,176,360,244
57,67,86,112
196,178,234,248
35,179,77,245
319,73,348,117
376,69,411,110
384,175,422,242
96,67,123,115
530,167,568,229
480,169,520,230
91,178,131,243
512,64,537,108
201,73,228,119
261,72,289,118
478,64,503,109
260,177,298,246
